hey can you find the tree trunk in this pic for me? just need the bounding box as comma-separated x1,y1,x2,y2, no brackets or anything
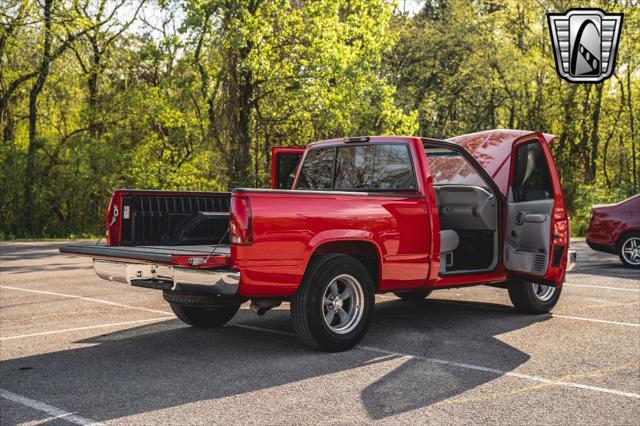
87,49,101,137
223,3,258,190
627,66,638,192
24,0,54,234
227,58,253,189
586,84,604,184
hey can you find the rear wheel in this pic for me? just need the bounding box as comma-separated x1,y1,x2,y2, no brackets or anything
291,254,375,352
393,290,432,301
163,290,241,328
508,279,561,314
169,303,240,328
618,232,640,268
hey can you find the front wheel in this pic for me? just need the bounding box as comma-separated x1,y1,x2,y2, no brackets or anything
291,254,375,352
618,232,640,268
508,279,562,314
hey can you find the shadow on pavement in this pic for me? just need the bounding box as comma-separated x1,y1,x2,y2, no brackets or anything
0,298,547,421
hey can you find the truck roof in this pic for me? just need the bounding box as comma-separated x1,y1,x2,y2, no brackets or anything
306,129,556,195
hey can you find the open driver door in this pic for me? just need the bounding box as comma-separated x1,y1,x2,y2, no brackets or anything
504,133,569,286
271,147,305,189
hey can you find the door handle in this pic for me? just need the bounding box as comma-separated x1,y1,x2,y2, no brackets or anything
515,212,547,225
524,214,547,223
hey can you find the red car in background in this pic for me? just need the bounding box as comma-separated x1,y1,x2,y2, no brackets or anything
586,194,640,268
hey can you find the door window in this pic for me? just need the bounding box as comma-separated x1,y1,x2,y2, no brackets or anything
513,142,553,202
276,153,302,189
425,147,489,189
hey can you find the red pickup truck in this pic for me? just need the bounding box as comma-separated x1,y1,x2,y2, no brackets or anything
62,130,575,351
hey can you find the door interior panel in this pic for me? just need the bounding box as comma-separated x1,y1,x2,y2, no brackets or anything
504,197,553,275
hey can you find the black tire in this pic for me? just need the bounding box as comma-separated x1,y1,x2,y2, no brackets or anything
393,290,432,301
508,279,562,314
617,232,640,268
162,290,245,307
291,254,375,352
169,303,240,328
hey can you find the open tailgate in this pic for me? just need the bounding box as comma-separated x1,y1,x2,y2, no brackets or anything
60,244,237,295
60,244,230,267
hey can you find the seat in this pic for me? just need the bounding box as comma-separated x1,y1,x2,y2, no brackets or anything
440,230,460,273
440,230,460,254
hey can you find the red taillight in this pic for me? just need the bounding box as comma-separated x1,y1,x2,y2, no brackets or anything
230,196,252,245
553,205,568,244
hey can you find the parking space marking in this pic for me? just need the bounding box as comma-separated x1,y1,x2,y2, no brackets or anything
0,388,97,425
439,360,640,406
552,314,640,327
4,285,638,335
229,323,640,400
0,316,173,341
0,285,171,315
573,301,640,311
565,284,640,292
378,295,640,326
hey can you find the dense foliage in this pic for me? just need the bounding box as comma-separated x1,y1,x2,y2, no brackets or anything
1,0,638,239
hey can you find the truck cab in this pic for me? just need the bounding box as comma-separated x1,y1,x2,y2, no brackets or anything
61,130,574,351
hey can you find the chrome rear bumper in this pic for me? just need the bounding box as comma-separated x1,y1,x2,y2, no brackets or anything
94,260,239,295
567,249,577,272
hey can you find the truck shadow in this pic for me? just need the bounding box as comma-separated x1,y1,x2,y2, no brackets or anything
360,298,545,418
0,299,547,421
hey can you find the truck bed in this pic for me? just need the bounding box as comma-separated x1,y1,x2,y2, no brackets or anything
60,244,230,264
108,190,231,247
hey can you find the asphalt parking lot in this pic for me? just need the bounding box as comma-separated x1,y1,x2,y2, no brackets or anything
1,240,639,425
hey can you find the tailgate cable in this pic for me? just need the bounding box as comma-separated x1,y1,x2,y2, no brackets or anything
97,205,119,246
196,227,230,266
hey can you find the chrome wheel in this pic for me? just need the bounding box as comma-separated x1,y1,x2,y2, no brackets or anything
532,283,556,302
621,237,640,266
322,274,364,334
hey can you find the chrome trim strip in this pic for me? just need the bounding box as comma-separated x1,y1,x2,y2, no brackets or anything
94,260,239,295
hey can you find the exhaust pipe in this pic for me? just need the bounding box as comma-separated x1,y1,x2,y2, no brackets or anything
250,298,282,316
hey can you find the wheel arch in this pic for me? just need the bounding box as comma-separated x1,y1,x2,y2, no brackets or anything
306,239,382,290
615,228,640,251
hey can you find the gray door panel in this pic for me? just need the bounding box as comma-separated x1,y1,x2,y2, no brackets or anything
504,197,553,275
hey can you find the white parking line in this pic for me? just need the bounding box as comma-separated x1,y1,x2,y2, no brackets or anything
551,314,640,327
0,388,98,425
4,285,639,331
378,295,640,326
0,285,171,315
0,316,173,341
565,284,640,292
229,323,640,400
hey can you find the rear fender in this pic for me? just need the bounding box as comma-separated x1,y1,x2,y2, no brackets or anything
305,232,384,288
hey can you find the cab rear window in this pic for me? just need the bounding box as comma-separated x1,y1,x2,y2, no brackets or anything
296,148,335,190
296,143,416,192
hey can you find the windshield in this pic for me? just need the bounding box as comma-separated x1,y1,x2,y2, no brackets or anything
425,148,489,188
